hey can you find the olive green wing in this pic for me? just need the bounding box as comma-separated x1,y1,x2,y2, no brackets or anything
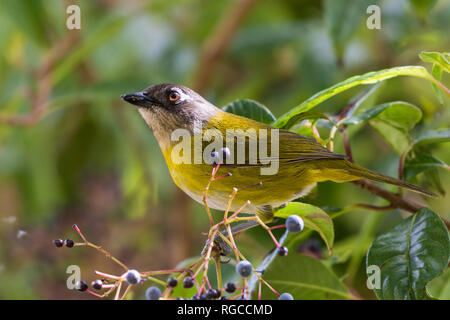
276,130,347,163
215,129,346,167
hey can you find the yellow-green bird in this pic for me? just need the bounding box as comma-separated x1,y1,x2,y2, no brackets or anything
122,84,434,223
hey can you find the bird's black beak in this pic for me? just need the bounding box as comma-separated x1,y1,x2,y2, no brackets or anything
121,91,157,107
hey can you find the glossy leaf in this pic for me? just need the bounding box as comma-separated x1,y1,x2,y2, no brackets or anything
275,202,334,252
419,51,449,104
361,102,422,154
258,253,352,300
419,51,450,73
342,101,421,128
222,99,276,124
412,129,450,147
373,102,422,132
366,208,450,300
273,66,434,129
404,154,449,180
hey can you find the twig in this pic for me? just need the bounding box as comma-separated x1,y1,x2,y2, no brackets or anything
192,0,259,93
0,31,79,126
73,224,129,271
352,179,450,229
341,129,354,162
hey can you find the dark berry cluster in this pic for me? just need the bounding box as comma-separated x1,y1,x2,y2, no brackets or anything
53,238,74,248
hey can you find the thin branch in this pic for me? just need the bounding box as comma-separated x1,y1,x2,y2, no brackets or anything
192,0,259,93
0,31,79,126
352,179,450,229
341,128,354,162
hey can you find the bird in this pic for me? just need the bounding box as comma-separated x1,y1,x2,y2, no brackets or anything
121,83,435,223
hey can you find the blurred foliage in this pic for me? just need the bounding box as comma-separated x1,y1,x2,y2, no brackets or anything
0,0,448,299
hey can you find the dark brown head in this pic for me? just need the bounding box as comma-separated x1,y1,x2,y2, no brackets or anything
122,84,219,146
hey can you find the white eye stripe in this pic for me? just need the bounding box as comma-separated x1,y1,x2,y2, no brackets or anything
170,87,192,102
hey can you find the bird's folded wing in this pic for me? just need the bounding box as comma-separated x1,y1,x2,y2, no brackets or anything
218,129,347,167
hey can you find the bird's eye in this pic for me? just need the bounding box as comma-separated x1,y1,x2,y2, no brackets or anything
168,91,180,102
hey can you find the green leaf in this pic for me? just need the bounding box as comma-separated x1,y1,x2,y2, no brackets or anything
366,208,450,300
427,268,450,300
373,102,422,132
258,253,352,300
431,64,444,104
412,129,450,147
419,51,450,73
273,66,434,129
345,83,382,117
222,99,276,124
357,102,422,154
275,202,334,252
419,51,449,103
404,154,449,180
370,121,410,154
278,111,331,130
424,168,446,197
342,101,422,129
289,124,316,139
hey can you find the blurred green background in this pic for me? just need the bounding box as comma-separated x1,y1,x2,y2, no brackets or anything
0,0,448,299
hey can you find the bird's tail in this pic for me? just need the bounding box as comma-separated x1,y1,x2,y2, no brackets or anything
338,160,437,197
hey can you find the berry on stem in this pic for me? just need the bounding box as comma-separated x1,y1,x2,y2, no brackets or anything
145,286,162,300
278,292,294,300
236,260,252,278
65,239,74,248
92,280,103,290
167,277,178,288
213,289,221,298
53,239,64,247
277,246,288,256
286,215,304,233
125,269,141,285
183,277,194,288
76,280,88,292
206,289,217,299
225,282,236,293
